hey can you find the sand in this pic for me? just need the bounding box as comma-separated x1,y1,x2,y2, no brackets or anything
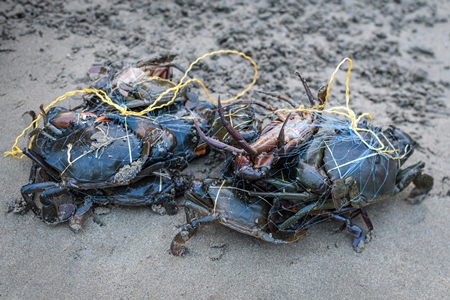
1,0,449,298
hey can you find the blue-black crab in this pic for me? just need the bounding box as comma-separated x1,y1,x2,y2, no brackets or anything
20,103,211,229
251,120,434,250
171,178,311,256
171,72,434,255
18,94,261,230
83,54,196,113
16,54,219,229
192,71,329,182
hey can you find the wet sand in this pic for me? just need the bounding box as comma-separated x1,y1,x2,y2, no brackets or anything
1,0,449,298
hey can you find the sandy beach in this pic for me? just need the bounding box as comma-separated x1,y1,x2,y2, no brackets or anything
1,0,449,298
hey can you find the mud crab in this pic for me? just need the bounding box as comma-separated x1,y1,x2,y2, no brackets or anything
20,105,209,228
171,121,433,254
172,69,434,253
249,118,434,250
194,72,327,181
83,55,195,112
170,179,311,256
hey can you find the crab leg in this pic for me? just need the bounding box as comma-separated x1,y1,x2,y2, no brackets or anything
193,119,245,154
257,90,297,108
218,97,257,156
20,182,58,217
277,112,291,150
40,186,75,223
166,63,193,78
329,213,366,250
228,98,277,111
295,71,316,107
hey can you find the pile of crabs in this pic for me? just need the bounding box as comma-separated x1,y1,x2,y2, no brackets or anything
14,55,434,255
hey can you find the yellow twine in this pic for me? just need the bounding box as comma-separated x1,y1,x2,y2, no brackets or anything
320,58,405,159
274,58,405,160
4,89,114,159
5,50,258,160
125,49,258,116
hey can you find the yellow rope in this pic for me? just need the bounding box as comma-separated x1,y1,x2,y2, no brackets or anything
274,58,405,160
5,50,258,160
4,89,114,159
324,58,406,159
124,49,258,116
313,58,404,159
6,52,404,163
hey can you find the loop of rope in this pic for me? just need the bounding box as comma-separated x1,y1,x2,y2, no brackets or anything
6,53,405,163
127,49,258,116
5,50,258,159
4,89,113,159
275,58,405,160
320,58,406,159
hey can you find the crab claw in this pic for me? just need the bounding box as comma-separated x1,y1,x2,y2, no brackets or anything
295,71,320,107
217,97,257,156
193,118,244,154
95,115,110,123
46,109,97,128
